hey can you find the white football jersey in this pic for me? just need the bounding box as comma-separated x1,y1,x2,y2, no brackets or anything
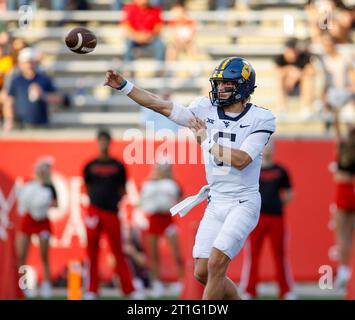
188,96,276,199
140,179,181,214
18,181,53,220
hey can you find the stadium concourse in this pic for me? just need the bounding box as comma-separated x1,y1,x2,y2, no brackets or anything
0,0,354,300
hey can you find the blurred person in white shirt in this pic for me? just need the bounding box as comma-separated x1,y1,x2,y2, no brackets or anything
319,33,355,130
139,157,184,297
17,156,57,298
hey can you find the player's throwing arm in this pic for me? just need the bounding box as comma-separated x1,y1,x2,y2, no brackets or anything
104,70,196,127
104,70,174,116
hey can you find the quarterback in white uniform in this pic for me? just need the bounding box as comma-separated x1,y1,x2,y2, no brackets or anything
104,56,276,300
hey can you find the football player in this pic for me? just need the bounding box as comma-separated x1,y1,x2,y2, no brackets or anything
104,57,276,300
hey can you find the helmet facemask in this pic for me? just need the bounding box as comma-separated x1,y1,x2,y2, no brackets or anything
209,78,247,107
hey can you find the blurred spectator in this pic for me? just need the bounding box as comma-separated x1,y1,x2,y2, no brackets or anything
9,37,28,65
332,112,355,289
0,36,14,122
306,0,354,44
1,36,26,117
274,38,315,116
2,38,28,108
318,34,355,130
2,47,64,131
122,0,165,73
0,33,14,89
17,156,57,298
165,0,198,74
0,45,13,88
139,158,184,297
82,129,142,299
241,139,296,300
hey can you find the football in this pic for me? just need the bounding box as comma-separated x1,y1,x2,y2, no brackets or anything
65,27,97,54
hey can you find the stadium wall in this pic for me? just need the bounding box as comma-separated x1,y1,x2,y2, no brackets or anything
0,138,338,293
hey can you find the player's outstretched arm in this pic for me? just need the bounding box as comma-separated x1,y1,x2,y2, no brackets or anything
104,70,173,117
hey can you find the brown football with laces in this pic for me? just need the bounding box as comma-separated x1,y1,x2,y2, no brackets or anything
65,27,97,54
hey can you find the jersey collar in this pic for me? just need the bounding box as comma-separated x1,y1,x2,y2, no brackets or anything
217,103,252,122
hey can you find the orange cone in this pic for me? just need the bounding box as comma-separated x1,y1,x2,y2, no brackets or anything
67,260,82,300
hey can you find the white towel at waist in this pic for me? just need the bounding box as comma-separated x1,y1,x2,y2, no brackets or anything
170,185,210,218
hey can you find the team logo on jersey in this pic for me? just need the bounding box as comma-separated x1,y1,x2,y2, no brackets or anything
206,118,215,124
223,121,230,128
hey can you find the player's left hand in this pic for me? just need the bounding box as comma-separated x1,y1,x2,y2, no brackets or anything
189,117,207,145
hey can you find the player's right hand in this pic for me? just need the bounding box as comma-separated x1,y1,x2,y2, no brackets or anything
104,70,125,89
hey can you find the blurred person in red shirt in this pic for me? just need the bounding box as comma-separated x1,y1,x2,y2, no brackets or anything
332,112,355,289
17,156,57,298
83,129,142,299
240,139,296,300
122,0,165,68
139,157,184,297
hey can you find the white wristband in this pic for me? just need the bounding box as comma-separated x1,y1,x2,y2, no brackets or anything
201,138,216,152
117,80,134,95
